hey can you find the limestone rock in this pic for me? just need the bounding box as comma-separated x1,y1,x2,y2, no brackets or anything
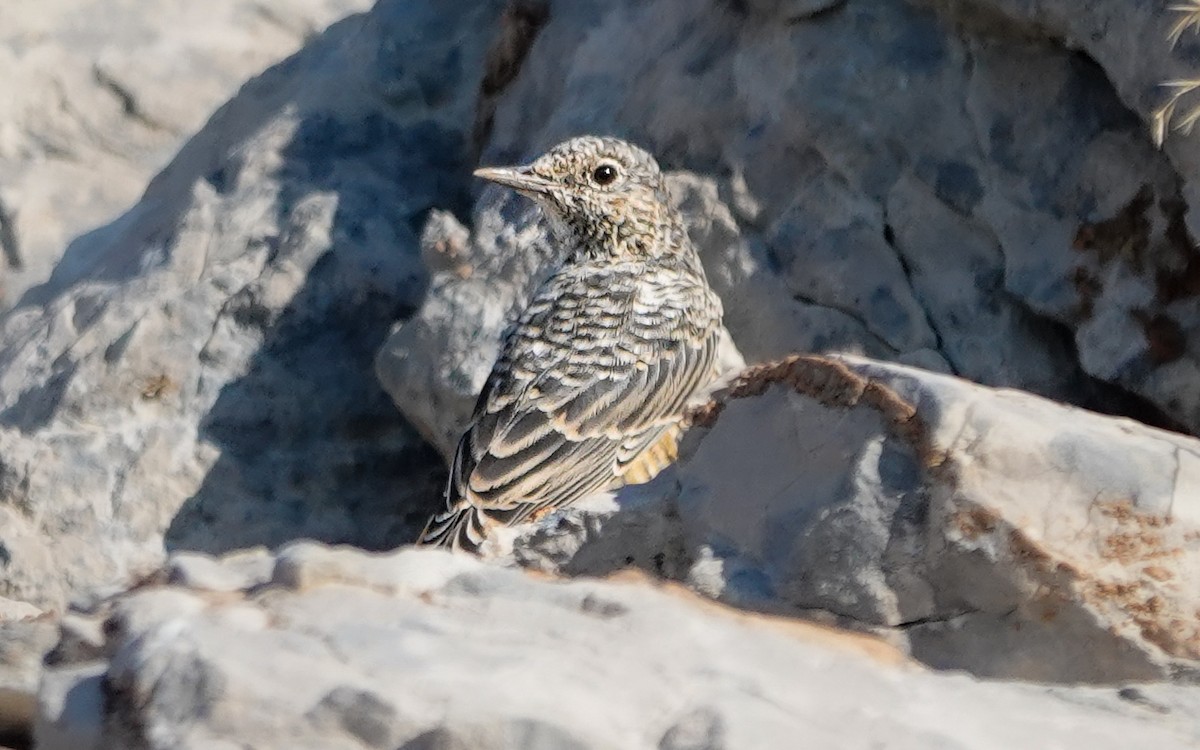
7,0,1200,619
6,2,1200,741
0,615,56,750
377,0,1200,452
0,0,375,308
513,355,1200,683
35,544,1200,750
166,548,275,593
0,0,510,610
0,598,40,623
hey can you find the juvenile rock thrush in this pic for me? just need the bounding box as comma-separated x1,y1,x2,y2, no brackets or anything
418,136,724,552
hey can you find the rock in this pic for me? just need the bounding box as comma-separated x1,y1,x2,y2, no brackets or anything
513,354,1200,683
6,0,1200,616
0,598,40,623
0,0,375,308
36,663,105,750
971,0,1200,209
735,0,846,23
0,616,58,750
376,0,1200,453
166,548,274,593
7,0,1200,736
0,0,511,611
366,4,1200,686
34,544,1200,749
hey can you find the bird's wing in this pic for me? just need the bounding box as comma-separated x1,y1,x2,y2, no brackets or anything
454,264,721,525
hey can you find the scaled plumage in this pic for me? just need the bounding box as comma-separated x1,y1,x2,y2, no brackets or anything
418,136,724,552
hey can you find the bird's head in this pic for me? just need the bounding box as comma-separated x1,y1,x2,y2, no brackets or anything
474,136,683,260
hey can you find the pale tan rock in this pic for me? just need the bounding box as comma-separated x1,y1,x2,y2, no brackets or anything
35,545,1200,750
0,0,505,612
515,354,1200,682
0,597,40,623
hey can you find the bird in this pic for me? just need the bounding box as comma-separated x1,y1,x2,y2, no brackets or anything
417,136,725,552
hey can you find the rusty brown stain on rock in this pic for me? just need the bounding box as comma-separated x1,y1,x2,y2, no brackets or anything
1095,499,1179,566
685,354,939,467
953,506,999,541
603,568,910,667
1087,577,1200,661
1130,310,1186,365
1071,185,1200,324
1154,193,1200,304
1006,527,1056,569
1078,500,1199,660
1100,527,1180,565
139,373,176,401
1072,186,1152,270
1069,266,1101,320
1097,498,1171,529
933,492,1196,663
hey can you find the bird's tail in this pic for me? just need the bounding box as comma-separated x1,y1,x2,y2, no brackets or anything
620,423,681,485
416,501,488,553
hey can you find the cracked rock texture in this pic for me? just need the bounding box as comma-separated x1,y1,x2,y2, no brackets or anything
0,0,373,308
0,0,513,613
511,355,1200,683
33,543,1200,749
381,0,1200,456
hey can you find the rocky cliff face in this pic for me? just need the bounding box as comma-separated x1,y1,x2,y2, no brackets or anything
3,0,1200,747
0,0,374,308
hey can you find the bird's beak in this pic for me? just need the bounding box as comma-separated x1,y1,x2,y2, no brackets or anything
473,165,556,195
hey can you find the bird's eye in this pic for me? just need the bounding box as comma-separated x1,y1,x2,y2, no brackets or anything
591,162,619,186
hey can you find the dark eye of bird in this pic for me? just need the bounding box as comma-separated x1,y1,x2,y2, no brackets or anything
592,163,618,186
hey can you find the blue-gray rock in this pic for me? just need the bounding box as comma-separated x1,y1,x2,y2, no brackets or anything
0,0,507,611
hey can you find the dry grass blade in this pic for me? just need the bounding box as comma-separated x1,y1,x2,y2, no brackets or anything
1168,1,1200,45
1175,96,1200,134
1153,104,1172,149
1154,3,1200,146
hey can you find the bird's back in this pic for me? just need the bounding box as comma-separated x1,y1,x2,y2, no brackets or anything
419,255,721,551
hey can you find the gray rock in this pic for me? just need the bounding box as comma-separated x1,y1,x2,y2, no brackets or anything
34,544,1200,749
737,0,845,23
36,663,105,750
380,0,1198,440
0,0,513,612
6,2,1200,740
0,0,375,308
166,548,274,593
7,0,1200,618
512,354,1200,682
0,615,57,750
